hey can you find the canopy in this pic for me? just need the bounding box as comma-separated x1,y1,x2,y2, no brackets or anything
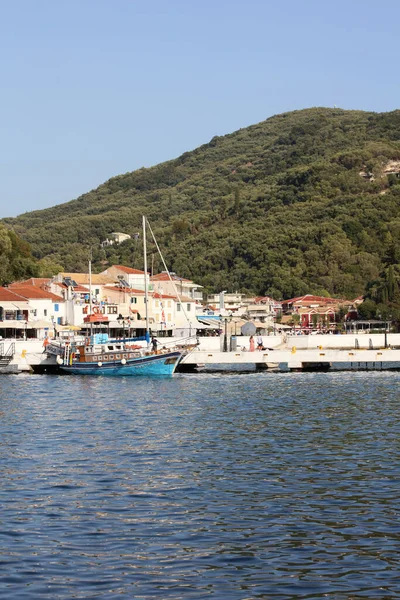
0,320,27,328
55,324,82,332
27,320,53,329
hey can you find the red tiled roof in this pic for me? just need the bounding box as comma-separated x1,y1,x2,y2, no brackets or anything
10,278,51,287
282,294,345,305
113,265,145,275
8,286,65,301
0,287,29,302
105,286,145,295
152,291,177,300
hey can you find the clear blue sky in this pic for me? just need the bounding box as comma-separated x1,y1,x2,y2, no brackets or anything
0,0,398,217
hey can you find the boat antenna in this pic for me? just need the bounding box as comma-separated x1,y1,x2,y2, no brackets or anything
142,216,150,342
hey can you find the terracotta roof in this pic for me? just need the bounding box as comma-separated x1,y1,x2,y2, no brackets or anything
105,286,145,295
152,292,194,301
111,265,145,275
0,287,30,302
8,286,65,301
152,291,177,300
10,278,51,287
282,294,346,306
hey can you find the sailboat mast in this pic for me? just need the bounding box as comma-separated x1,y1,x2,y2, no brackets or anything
143,216,149,338
89,255,93,339
89,259,92,315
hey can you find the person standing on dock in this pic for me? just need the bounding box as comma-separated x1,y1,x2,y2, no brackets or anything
249,336,255,352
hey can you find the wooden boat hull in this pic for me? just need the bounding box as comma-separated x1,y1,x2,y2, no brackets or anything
59,350,182,376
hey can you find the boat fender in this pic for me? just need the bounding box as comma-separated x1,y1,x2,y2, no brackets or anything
121,358,126,365
56,356,63,365
98,361,103,367
291,346,296,354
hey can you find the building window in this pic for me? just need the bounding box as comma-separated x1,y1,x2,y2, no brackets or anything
54,304,59,312
44,309,47,317
168,313,171,321
177,303,181,312
131,297,137,304
107,306,118,314
155,300,159,307
95,288,100,295
167,300,171,308
187,304,191,311
57,317,62,324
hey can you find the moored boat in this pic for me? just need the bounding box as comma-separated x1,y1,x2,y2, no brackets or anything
57,337,185,376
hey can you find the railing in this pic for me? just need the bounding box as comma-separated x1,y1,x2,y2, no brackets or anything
0,342,15,366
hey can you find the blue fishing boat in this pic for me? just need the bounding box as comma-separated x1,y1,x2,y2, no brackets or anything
58,338,184,376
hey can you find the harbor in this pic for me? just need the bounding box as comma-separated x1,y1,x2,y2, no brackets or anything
2,332,400,374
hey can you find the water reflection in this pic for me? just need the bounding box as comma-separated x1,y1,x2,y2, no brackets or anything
0,371,399,598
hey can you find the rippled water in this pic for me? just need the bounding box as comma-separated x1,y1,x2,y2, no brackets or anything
1,371,400,599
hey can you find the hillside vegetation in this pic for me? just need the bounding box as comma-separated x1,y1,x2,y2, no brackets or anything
4,107,400,305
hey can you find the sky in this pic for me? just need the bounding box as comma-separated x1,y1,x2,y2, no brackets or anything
0,0,399,218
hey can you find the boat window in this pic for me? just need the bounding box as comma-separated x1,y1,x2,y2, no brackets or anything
108,346,113,350
92,356,97,361
103,355,109,360
116,354,121,359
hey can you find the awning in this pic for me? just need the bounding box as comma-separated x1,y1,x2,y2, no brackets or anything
196,318,221,327
27,320,53,329
0,302,29,310
0,320,27,328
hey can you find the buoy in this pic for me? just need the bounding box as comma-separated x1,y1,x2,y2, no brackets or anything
98,362,103,367
291,346,296,354
121,358,126,365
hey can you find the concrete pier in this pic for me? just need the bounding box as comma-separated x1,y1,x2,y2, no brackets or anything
1,334,400,374
180,347,400,371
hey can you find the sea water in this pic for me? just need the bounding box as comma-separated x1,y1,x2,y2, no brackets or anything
0,371,399,599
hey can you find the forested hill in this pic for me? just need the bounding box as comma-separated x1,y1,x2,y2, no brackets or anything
4,107,400,300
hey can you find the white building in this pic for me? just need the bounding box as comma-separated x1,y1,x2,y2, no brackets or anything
151,272,203,301
100,265,150,291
